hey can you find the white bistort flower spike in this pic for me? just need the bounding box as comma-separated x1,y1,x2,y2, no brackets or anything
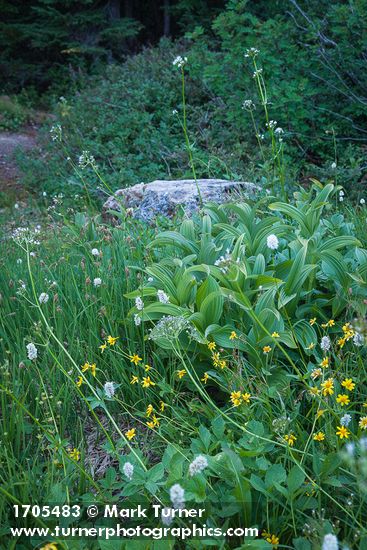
267,234,279,250
93,278,102,287
26,343,38,361
322,533,338,550
170,483,185,509
189,455,208,476
122,462,134,480
91,248,100,257
39,292,49,304
320,336,331,351
104,382,115,399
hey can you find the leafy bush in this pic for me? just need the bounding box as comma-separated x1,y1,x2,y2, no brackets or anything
0,95,30,130
21,1,367,198
127,183,366,366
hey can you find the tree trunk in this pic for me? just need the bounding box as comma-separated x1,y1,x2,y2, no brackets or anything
163,0,171,36
107,0,121,20
124,0,133,18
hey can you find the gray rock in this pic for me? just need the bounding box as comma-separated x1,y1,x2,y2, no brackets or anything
102,179,258,222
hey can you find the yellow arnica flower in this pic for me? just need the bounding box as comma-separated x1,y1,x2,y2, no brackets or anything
219,360,227,369
177,370,186,379
263,345,272,354
341,378,355,391
316,409,326,419
313,432,325,442
229,331,238,340
68,448,80,461
284,434,297,446
99,342,107,352
242,392,251,404
125,428,136,441
147,415,160,429
337,337,346,348
130,354,142,366
336,426,350,439
41,544,58,550
130,375,139,384
142,376,155,387
159,401,165,412
146,404,154,417
76,376,83,387
271,332,280,338
309,318,317,326
310,368,322,380
320,357,329,368
201,372,209,384
207,342,216,351
336,394,350,407
81,362,96,377
266,534,280,548
230,391,242,407
359,416,367,429
321,319,335,328
309,386,321,397
107,335,119,346
212,352,220,366
144,364,151,372
321,378,334,396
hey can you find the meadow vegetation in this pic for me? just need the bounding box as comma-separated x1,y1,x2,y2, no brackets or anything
1,1,367,549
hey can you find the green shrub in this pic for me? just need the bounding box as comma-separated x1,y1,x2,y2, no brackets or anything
127,183,366,367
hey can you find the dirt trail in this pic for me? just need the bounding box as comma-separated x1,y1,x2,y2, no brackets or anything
0,130,37,196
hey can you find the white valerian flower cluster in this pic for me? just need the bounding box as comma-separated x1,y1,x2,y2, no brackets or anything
93,278,102,287
78,150,96,169
39,292,49,304
172,55,188,68
214,248,240,274
26,342,38,361
244,47,259,58
360,198,366,205
331,161,337,169
104,381,115,399
12,226,41,245
135,296,144,310
266,234,279,250
157,290,170,304
170,483,185,509
242,99,256,111
339,189,344,202
266,120,277,130
274,126,284,141
322,533,338,550
91,248,100,257
252,68,263,78
188,455,208,477
50,124,62,142
320,336,331,351
272,415,291,434
122,462,134,480
149,315,189,343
